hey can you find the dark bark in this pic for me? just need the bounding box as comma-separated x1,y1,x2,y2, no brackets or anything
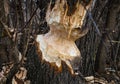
25,45,86,84
77,0,120,82
0,0,120,84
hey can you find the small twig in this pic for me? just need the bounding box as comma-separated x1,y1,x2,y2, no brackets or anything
83,0,108,37
0,20,12,38
22,7,39,30
107,40,120,43
19,31,30,64
19,7,39,64
85,9,102,37
91,0,97,10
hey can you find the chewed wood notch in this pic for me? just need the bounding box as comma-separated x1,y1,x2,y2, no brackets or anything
36,0,92,75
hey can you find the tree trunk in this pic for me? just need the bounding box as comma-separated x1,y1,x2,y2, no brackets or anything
0,0,120,84
77,0,120,80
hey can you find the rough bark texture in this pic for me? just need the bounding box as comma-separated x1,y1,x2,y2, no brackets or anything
0,0,120,84
26,45,86,84
77,0,120,82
